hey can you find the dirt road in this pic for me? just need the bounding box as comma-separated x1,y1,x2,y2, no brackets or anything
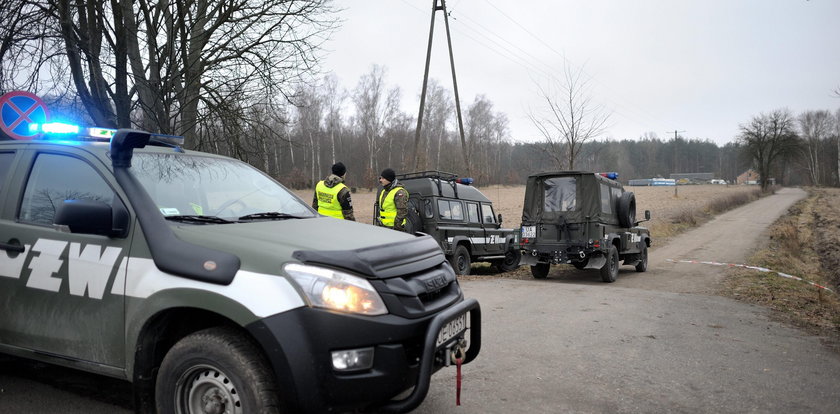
416,187,840,413
3,188,839,413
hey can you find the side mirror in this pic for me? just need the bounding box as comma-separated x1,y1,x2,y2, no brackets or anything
54,199,127,237
645,210,651,220
497,213,503,224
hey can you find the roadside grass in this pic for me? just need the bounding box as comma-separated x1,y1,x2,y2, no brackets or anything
649,186,766,239
721,188,840,351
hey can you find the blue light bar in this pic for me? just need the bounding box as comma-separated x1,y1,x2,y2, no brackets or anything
599,172,619,180
29,122,80,134
456,177,474,185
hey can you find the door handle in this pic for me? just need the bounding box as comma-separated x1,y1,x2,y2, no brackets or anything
1,241,25,253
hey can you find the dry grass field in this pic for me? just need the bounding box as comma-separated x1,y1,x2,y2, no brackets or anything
295,184,763,240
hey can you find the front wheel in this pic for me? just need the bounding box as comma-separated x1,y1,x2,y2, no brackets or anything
155,327,281,414
600,245,619,283
450,245,472,275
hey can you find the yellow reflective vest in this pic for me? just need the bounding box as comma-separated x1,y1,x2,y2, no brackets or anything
316,181,347,219
378,185,407,227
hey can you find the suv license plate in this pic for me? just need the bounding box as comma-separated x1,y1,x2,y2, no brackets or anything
521,226,536,238
436,313,467,347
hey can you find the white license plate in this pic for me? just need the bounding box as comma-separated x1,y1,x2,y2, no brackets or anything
521,225,536,238
436,313,467,347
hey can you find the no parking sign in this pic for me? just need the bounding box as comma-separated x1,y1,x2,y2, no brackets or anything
0,91,50,140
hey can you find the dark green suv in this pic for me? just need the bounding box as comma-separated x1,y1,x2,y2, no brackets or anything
518,171,651,282
399,171,521,275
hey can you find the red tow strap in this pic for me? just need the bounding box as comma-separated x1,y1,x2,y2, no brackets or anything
455,356,463,405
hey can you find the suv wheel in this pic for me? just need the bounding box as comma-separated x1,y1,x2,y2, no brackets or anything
600,245,619,283
450,245,471,275
531,263,550,279
635,245,648,272
496,245,522,272
156,327,281,414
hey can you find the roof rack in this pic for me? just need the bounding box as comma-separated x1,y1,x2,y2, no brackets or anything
396,170,458,182
396,170,460,198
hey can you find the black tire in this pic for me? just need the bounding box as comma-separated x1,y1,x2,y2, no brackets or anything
405,198,424,234
155,326,281,414
496,245,522,272
600,245,619,283
450,245,471,275
617,192,637,228
531,263,550,279
635,245,648,272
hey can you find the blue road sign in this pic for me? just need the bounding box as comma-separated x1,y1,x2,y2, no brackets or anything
0,91,50,140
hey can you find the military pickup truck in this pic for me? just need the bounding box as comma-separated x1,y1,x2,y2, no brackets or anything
398,171,520,275
0,124,480,413
518,171,651,282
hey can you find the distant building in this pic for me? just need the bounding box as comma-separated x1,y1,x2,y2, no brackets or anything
628,178,676,186
736,169,760,185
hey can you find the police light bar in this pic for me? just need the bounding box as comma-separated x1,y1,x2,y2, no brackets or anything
29,122,116,141
456,177,474,185
29,122,80,134
599,172,619,180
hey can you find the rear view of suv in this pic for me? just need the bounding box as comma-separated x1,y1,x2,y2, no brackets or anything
398,171,521,275
518,171,651,282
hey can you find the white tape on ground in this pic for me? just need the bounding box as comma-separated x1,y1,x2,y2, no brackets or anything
666,259,835,294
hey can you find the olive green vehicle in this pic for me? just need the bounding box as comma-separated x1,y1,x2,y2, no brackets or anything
518,171,652,282
398,171,521,276
0,126,481,413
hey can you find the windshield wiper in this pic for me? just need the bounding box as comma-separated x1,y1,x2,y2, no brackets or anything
164,215,234,224
238,212,308,221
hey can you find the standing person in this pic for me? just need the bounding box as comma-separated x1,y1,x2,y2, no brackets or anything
312,162,355,221
374,168,409,232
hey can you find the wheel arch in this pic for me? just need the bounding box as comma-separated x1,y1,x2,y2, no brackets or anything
131,307,260,412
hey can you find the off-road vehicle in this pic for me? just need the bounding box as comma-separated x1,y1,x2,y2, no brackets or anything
0,124,480,413
398,171,521,275
518,171,651,282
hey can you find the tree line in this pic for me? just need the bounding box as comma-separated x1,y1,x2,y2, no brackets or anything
1,1,837,190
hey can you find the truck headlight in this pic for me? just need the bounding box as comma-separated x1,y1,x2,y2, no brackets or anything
284,263,387,316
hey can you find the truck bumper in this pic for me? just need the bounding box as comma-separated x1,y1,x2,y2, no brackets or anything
246,299,481,413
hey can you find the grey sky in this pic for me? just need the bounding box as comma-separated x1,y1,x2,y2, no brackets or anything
321,0,840,145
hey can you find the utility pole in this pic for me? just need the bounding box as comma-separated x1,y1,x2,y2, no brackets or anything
412,0,470,176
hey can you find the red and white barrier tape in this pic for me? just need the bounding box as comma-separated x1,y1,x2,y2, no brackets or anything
666,259,835,294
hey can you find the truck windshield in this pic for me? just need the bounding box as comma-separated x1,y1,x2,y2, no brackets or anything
131,153,315,219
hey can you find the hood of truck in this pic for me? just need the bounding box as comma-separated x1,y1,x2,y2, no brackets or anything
170,217,437,277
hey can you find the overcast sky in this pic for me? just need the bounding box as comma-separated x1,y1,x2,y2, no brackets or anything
319,0,840,146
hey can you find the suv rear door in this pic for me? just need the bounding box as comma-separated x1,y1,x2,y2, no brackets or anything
0,147,130,369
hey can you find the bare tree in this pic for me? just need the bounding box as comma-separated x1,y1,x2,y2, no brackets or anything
528,66,611,170
15,0,336,148
353,64,388,173
797,110,835,186
738,109,799,191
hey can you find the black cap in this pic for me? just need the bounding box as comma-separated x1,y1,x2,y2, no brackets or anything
380,168,396,182
331,162,346,177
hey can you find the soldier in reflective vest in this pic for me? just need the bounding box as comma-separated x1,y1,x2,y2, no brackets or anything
374,168,409,232
312,162,355,220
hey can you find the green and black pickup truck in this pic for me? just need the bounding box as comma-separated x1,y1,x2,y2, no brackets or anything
0,125,480,413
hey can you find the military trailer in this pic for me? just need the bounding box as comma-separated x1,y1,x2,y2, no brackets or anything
0,125,481,413
518,171,651,282
398,171,521,275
